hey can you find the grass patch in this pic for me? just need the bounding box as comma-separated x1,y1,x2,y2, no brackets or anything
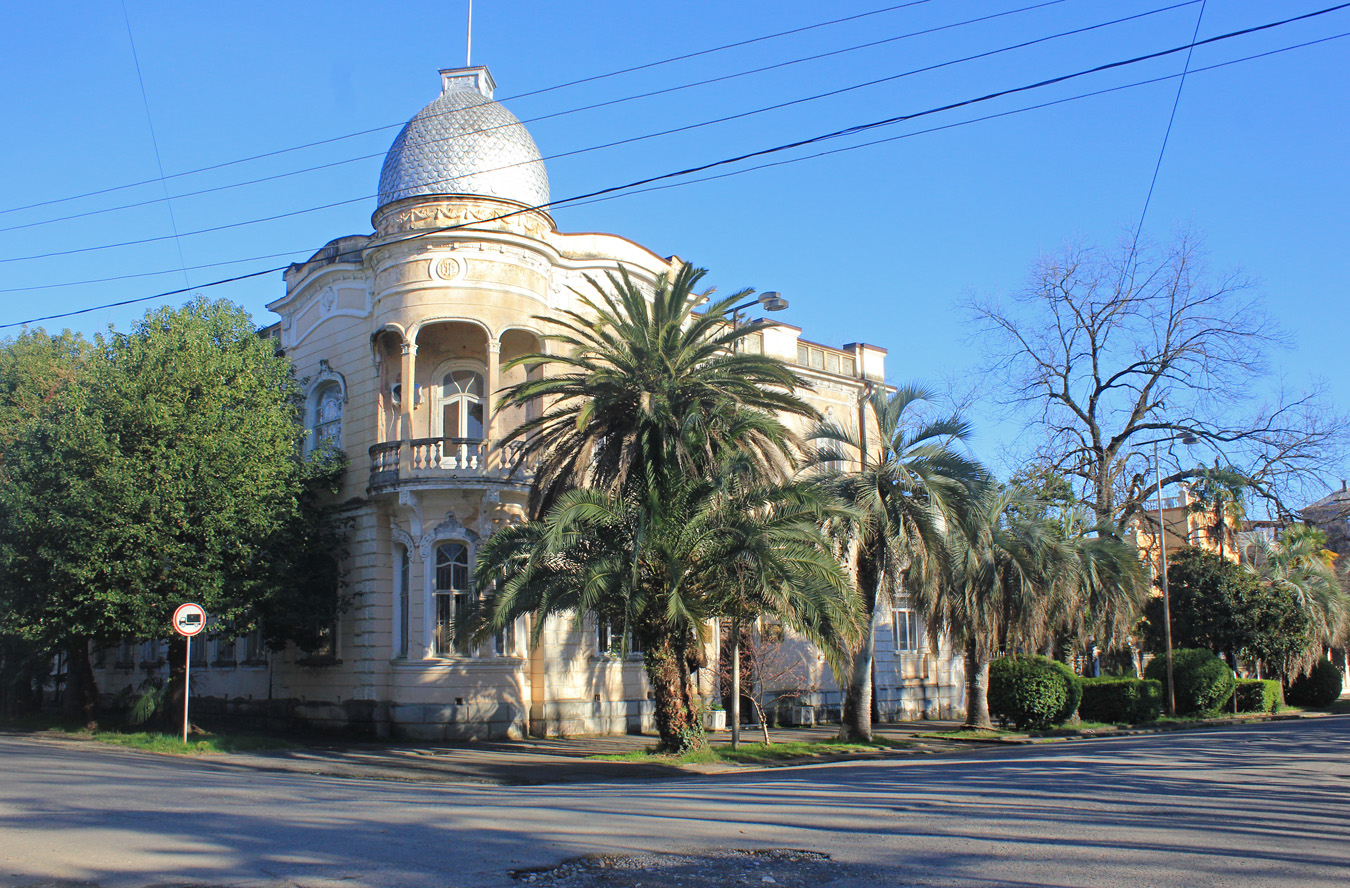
2,714,295,755
914,727,1017,741
88,730,295,755
592,738,910,766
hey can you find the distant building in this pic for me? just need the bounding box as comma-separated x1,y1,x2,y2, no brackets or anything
91,67,964,737
1300,482,1350,556
1130,485,1241,575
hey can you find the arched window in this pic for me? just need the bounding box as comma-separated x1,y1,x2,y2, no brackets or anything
433,542,471,656
437,369,484,441
312,383,343,450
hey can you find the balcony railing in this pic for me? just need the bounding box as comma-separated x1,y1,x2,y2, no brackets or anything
368,438,533,488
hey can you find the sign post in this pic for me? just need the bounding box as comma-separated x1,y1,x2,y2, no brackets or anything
171,603,206,744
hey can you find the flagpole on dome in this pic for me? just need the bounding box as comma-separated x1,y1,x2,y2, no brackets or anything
465,0,473,67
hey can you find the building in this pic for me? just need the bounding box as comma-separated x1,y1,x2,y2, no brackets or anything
1131,485,1242,574
92,67,965,738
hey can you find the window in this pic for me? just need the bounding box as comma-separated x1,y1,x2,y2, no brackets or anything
394,544,410,658
312,383,343,450
242,627,265,664
116,639,136,668
596,618,642,657
189,635,208,667
215,636,236,666
494,618,516,657
438,370,485,441
434,542,472,656
893,599,921,653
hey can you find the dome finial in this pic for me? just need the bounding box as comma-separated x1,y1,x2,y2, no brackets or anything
439,65,495,100
465,0,473,67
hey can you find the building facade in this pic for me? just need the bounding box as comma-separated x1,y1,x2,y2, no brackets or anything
93,67,965,738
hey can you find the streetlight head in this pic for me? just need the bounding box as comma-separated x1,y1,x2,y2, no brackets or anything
758,291,788,312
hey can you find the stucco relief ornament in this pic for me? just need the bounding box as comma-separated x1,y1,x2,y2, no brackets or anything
432,256,462,282
320,287,336,313
419,510,479,559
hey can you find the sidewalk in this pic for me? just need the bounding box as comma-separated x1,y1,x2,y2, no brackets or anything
183,720,967,786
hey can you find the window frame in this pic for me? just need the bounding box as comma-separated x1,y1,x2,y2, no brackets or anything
892,599,922,654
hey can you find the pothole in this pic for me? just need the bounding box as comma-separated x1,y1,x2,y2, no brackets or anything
512,848,835,887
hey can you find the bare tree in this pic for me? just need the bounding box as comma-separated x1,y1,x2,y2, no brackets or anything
971,234,1346,531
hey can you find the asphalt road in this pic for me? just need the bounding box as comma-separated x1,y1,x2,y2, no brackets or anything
1,717,1347,888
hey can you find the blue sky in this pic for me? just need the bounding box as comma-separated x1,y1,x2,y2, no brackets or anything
2,0,1346,488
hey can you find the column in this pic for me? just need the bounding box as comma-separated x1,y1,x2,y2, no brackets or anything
400,338,417,471
486,337,501,468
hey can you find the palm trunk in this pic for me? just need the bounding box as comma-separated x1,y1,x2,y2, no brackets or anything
730,618,741,750
964,637,992,729
839,556,879,742
647,632,702,753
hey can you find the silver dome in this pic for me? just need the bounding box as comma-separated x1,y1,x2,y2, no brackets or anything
377,67,550,210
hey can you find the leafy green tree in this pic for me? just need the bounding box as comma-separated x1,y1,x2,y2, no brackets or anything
807,385,984,741
483,266,838,751
1141,547,1311,678
0,299,346,719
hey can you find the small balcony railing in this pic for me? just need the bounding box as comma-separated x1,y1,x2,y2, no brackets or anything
368,438,533,488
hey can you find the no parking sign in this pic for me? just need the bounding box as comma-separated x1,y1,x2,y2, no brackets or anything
171,603,206,742
172,603,205,637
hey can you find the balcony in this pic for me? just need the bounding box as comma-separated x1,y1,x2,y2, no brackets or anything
369,437,531,491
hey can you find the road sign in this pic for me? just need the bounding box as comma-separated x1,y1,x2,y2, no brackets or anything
172,603,206,637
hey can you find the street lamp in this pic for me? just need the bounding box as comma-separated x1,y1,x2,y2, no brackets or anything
1145,432,1197,715
728,291,789,315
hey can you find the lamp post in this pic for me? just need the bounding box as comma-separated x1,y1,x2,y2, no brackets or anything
1147,432,1197,716
721,290,786,748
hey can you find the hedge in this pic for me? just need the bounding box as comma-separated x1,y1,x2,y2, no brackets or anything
1143,648,1235,714
1078,677,1163,724
1286,659,1343,708
1051,658,1083,725
1231,679,1282,714
989,655,1080,730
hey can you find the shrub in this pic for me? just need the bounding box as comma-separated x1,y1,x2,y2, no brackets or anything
1231,679,1282,714
1050,659,1083,724
988,655,1077,730
1143,648,1235,714
1079,677,1164,724
1286,659,1343,708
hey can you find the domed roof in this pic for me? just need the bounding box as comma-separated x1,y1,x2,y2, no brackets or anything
377,67,550,211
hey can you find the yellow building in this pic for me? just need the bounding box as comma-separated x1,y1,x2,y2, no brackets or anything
94,67,964,737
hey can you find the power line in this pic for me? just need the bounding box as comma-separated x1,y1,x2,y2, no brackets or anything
1131,0,1208,249
0,0,1085,235
0,0,952,218
0,0,1220,263
120,0,190,288
3,10,1344,328
9,30,1344,298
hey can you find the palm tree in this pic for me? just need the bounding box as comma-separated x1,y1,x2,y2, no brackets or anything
1186,464,1248,559
933,484,1061,728
1245,527,1350,676
807,385,984,742
1045,508,1147,667
498,264,816,515
469,467,857,752
472,264,843,751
